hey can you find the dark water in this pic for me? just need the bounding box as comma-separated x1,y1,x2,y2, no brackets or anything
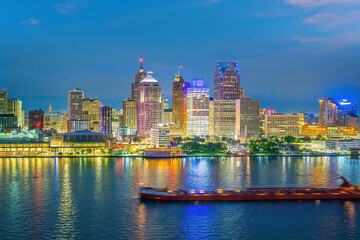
1,156,360,239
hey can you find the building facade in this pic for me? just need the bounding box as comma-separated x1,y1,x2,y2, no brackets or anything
0,91,8,114
209,98,214,137
214,61,240,137
99,105,112,134
235,97,260,140
172,74,187,136
186,79,210,137
7,98,24,129
123,98,137,128
319,97,337,128
137,72,162,138
131,59,147,101
82,97,102,132
265,114,301,138
29,109,45,131
150,126,170,147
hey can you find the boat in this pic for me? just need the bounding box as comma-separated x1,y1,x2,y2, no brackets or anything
144,146,184,158
140,176,360,201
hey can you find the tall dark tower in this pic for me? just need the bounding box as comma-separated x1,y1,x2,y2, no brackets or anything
131,59,147,101
214,61,240,137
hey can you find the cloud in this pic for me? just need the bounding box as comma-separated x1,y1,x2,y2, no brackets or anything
21,18,39,25
285,0,360,8
293,36,323,42
54,0,89,14
304,11,360,28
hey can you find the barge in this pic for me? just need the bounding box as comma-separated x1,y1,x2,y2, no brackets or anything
140,177,360,201
144,146,184,158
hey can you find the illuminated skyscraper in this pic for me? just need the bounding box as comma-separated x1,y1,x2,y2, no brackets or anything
319,97,337,127
82,97,102,132
209,98,214,136
336,99,357,126
214,61,240,137
0,91,8,114
132,59,147,101
7,98,24,129
99,105,112,134
235,97,260,140
172,74,187,136
68,89,84,121
137,72,162,138
265,114,301,138
123,97,137,128
186,79,210,137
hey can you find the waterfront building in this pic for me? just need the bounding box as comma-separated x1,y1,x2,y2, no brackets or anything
186,79,210,137
137,72,162,138
29,109,45,131
7,98,24,129
235,97,260,140
115,127,137,138
99,105,112,134
319,97,337,127
214,61,241,137
82,97,102,132
163,109,172,124
150,126,170,147
265,114,301,138
209,98,214,136
123,97,137,128
0,114,18,131
67,120,90,132
0,91,8,114
172,74,187,136
132,59,147,101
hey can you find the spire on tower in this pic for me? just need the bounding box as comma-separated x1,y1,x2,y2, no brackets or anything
139,58,144,69
177,65,183,76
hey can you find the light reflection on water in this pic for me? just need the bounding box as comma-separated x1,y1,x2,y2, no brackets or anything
0,156,359,239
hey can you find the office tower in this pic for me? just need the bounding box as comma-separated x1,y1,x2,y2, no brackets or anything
214,61,241,137
7,98,24,129
137,72,162,138
0,114,17,131
99,105,112,133
45,112,66,133
123,97,137,128
209,98,214,136
29,109,45,131
163,98,170,110
336,99,357,126
163,109,172,124
319,97,337,127
0,91,8,114
172,74,187,136
82,97,102,132
150,126,170,147
235,97,260,140
240,88,245,98
131,59,147,101
68,89,84,121
265,114,301,138
186,79,210,137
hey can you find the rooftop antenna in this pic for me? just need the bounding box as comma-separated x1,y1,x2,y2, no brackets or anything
177,65,183,76
139,58,144,69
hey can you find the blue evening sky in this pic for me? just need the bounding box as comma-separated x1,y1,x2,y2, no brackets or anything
1,0,360,114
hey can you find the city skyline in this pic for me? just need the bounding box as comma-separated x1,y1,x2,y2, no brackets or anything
2,0,360,113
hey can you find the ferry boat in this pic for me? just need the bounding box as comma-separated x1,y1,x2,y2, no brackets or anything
144,146,184,158
140,176,360,201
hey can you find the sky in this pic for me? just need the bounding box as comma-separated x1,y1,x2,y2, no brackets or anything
1,0,360,114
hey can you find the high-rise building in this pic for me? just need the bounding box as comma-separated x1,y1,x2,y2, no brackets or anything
29,109,45,131
0,114,17,131
82,97,102,132
163,98,170,110
172,74,187,136
214,61,240,137
45,112,66,133
163,109,172,124
336,99,357,126
68,89,84,121
99,105,112,134
319,97,337,127
150,126,170,147
131,59,147,101
265,114,301,138
7,98,24,129
235,97,260,140
123,97,137,128
209,98,214,137
137,72,162,138
186,79,210,137
0,91,8,114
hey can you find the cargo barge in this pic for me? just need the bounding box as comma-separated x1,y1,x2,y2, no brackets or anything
140,177,360,201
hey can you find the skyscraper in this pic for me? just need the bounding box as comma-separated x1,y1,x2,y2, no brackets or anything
99,105,112,134
137,72,162,138
29,109,45,131
186,79,210,137
265,114,301,138
7,98,24,129
319,97,337,127
68,89,84,121
82,97,102,131
123,97,137,128
0,91,8,114
209,98,214,136
131,59,147,101
235,97,260,140
172,74,187,136
214,61,241,137
336,99,357,126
